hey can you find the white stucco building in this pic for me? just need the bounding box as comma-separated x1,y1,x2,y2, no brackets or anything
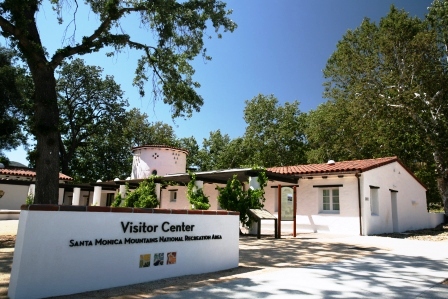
266,157,443,235
131,145,188,179
1,147,443,234
0,165,73,219
131,153,443,235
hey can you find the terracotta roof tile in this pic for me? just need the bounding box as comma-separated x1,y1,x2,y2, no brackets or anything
268,157,398,175
0,167,73,181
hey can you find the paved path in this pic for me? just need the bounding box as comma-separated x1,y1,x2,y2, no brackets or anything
2,220,448,298
151,253,448,298
0,220,18,235
150,235,448,299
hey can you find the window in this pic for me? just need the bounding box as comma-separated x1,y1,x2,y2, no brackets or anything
370,187,379,215
321,188,340,213
169,190,177,202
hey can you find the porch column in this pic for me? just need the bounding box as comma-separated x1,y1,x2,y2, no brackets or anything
93,186,102,206
156,183,161,207
58,188,64,205
119,184,126,198
28,184,35,198
248,177,260,234
72,187,81,206
249,176,260,190
194,180,204,189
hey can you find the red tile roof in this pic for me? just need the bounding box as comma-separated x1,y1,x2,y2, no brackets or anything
268,157,399,175
0,167,73,181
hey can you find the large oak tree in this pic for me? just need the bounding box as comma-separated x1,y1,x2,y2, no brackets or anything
57,58,128,177
0,0,236,203
0,47,28,163
310,4,448,210
242,94,308,167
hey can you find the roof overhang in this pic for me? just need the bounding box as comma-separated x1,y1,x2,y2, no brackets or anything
295,171,361,178
112,168,299,187
163,168,298,185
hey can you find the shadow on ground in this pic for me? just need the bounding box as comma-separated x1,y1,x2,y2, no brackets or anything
0,250,13,299
49,236,379,298
238,235,377,268
3,235,447,299
150,239,448,299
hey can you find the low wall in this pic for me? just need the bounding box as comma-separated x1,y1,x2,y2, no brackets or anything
0,210,20,220
428,212,445,228
8,205,240,299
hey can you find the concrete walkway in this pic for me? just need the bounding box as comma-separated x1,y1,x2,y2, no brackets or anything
151,235,448,299
2,220,448,298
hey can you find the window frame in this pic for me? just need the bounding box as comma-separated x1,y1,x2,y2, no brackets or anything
369,186,380,216
319,187,340,214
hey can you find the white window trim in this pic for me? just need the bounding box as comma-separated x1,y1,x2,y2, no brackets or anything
319,188,340,214
370,186,380,216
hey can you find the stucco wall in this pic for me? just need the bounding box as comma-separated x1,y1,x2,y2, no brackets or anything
160,184,223,210
0,184,28,210
160,177,362,235
131,147,187,179
362,161,431,235
294,176,360,235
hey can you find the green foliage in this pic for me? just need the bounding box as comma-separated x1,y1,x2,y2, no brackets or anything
67,108,180,183
177,136,200,170
187,172,210,210
111,184,129,207
123,109,180,148
25,193,34,205
123,178,159,208
55,58,128,180
196,130,231,171
0,47,28,157
193,94,309,171
217,169,268,227
311,5,448,209
242,94,308,167
0,0,236,204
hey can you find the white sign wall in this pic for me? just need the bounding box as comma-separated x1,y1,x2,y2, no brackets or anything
8,206,239,299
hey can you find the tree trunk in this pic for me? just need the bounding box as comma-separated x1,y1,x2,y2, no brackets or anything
32,66,60,204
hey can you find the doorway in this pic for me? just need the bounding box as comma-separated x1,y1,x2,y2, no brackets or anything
390,190,398,232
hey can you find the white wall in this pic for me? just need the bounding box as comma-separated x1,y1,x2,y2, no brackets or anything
362,162,431,235
292,176,360,235
160,177,363,235
257,177,360,235
160,184,223,210
0,184,28,210
9,210,239,299
428,212,444,228
131,147,187,179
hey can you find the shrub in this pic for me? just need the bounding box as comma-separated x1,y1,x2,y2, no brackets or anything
123,177,159,208
187,172,210,210
217,169,267,227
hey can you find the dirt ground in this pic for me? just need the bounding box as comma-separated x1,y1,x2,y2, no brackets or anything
375,223,448,241
1,223,447,299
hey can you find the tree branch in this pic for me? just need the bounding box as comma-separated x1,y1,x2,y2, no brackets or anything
50,6,147,68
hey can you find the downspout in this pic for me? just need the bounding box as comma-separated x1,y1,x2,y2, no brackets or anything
356,172,362,236
159,185,162,208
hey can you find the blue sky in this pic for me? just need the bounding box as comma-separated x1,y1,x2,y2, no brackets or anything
5,0,432,165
